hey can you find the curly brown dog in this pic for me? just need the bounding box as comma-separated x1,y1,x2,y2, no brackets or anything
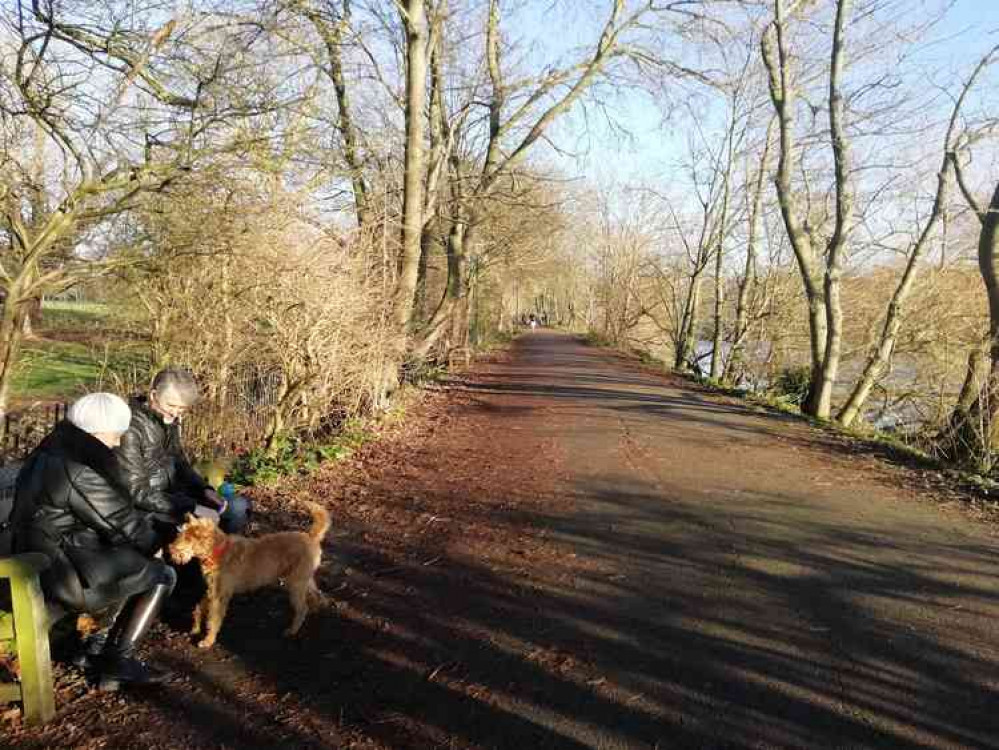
168,502,330,649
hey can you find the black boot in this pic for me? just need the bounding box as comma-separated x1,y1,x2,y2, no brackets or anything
45,602,67,632
97,583,172,691
72,600,129,670
72,631,109,670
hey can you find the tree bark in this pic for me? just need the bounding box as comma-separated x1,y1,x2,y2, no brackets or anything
299,0,372,228
710,235,725,379
0,289,29,417
763,0,854,420
709,92,744,381
675,272,703,371
938,182,999,466
837,156,950,426
762,6,826,410
391,0,429,335
975,182,999,454
725,127,773,382
410,220,466,362
812,0,855,419
920,43,999,461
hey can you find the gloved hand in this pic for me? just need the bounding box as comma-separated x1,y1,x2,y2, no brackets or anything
136,517,159,554
170,493,198,516
202,488,226,513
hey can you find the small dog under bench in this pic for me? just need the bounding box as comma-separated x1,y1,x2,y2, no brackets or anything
168,502,330,648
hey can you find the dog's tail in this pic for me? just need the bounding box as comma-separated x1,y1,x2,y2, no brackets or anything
303,502,331,542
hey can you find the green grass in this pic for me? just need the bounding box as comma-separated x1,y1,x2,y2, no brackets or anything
11,301,149,403
37,300,110,327
13,340,147,402
14,340,104,400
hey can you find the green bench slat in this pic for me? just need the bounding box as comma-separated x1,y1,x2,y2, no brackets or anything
1,463,56,724
0,553,50,579
0,682,21,704
0,553,55,724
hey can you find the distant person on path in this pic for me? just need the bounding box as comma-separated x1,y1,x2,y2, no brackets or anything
10,393,176,689
529,313,538,331
116,369,250,545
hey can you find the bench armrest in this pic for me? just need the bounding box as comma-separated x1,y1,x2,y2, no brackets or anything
0,554,51,579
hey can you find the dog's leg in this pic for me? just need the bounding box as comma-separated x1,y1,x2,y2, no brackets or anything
285,580,311,636
192,575,217,638
190,597,207,636
198,592,231,649
306,578,325,610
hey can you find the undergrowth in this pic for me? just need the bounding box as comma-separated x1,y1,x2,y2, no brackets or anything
229,336,512,487
229,417,374,486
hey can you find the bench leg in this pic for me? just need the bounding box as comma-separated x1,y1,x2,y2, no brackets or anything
10,575,55,724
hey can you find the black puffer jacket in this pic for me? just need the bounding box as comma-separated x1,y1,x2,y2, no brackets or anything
11,421,158,611
115,397,210,519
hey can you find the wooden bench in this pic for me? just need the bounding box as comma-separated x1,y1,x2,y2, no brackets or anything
0,462,56,724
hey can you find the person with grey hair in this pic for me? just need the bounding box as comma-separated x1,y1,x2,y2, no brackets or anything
116,368,250,542
10,393,176,690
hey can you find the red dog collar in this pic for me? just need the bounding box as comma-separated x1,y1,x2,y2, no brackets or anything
212,538,232,563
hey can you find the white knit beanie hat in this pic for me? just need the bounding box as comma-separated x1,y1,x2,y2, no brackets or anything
68,393,132,435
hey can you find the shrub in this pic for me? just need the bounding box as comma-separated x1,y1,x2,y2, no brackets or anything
229,419,374,486
773,366,811,407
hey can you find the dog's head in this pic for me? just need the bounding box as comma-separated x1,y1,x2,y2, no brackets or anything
168,515,220,564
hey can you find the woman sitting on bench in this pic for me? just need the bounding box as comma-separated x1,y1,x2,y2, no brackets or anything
9,393,175,691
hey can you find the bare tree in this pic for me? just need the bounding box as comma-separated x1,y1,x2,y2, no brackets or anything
835,46,999,426
292,0,374,228
0,2,305,415
761,0,855,419
723,120,776,383
390,0,429,336
411,0,711,361
656,107,743,375
933,43,999,464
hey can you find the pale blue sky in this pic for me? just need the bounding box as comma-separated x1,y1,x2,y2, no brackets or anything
528,0,999,192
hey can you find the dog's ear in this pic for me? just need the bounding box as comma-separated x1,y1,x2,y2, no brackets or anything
183,513,195,524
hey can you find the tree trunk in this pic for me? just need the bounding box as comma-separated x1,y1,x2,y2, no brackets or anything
20,297,41,340
937,347,986,453
391,0,428,335
299,0,372,228
410,220,466,362
415,223,435,323
763,10,827,414
725,130,771,382
763,0,853,420
801,294,829,415
975,182,999,456
0,287,29,418
838,156,951,427
675,272,703,371
939,182,999,466
812,273,842,419
708,96,741,381
710,241,724,379
809,0,854,421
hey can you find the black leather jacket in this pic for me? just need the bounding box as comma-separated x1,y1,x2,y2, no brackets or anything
11,421,157,609
115,397,210,519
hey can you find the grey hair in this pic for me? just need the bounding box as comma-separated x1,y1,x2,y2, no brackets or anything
151,368,201,405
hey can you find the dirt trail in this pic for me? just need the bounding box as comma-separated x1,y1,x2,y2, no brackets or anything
6,332,999,750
